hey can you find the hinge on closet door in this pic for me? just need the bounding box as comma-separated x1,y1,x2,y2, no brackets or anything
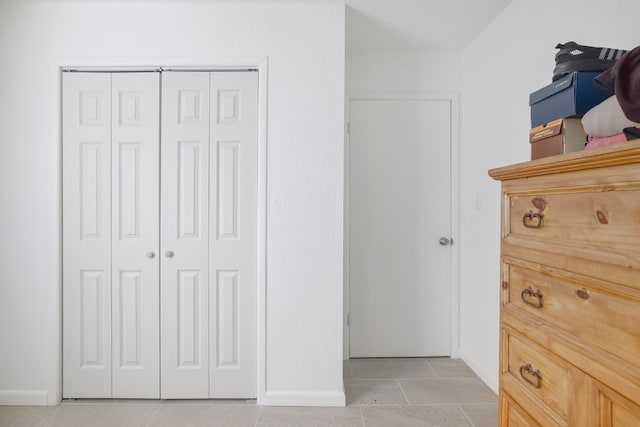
347,122,350,135
347,313,350,326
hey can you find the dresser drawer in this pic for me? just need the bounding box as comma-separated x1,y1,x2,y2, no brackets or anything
501,327,569,422
599,382,640,427
505,187,640,273
500,393,543,427
504,261,640,370
492,141,640,427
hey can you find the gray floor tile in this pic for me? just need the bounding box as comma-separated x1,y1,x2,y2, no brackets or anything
147,404,259,427
349,358,435,380
399,378,497,405
110,398,256,406
111,399,164,405
156,399,256,406
0,405,59,427
427,359,477,379
460,403,498,427
60,399,116,405
361,405,473,427
343,359,353,380
349,359,397,379
344,379,408,406
0,358,498,426
392,359,437,379
40,404,161,427
203,399,257,406
257,406,363,426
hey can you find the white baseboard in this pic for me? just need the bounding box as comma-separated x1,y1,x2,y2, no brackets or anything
264,389,346,407
0,390,49,406
462,357,498,394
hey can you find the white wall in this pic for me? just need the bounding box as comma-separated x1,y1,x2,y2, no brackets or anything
347,50,462,93
460,0,640,392
0,1,345,406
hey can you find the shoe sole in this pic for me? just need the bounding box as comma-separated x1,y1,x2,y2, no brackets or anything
553,59,617,80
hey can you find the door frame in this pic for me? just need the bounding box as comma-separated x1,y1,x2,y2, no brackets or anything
55,56,269,404
344,92,460,359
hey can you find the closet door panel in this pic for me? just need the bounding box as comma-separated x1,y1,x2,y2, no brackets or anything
209,72,258,398
111,72,160,398
62,72,112,398
161,72,210,398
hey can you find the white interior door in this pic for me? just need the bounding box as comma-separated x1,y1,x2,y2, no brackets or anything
110,73,160,398
64,70,258,399
161,71,258,399
63,72,113,397
349,99,452,358
161,72,211,398
63,72,160,398
209,72,258,398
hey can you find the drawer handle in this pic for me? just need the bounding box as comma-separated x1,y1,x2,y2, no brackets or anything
521,286,543,308
519,363,542,389
576,289,590,300
523,211,544,228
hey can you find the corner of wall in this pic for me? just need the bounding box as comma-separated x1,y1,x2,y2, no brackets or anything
462,356,498,394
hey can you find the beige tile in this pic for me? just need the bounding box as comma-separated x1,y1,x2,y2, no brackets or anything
399,378,497,405
257,406,363,426
344,379,408,406
41,404,161,427
0,405,58,427
460,403,498,427
147,405,259,427
349,358,435,380
427,358,477,379
361,405,473,427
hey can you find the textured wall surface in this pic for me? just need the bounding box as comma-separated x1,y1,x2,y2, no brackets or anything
0,1,345,405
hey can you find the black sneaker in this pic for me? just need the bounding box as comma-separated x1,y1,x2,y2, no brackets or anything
552,41,627,81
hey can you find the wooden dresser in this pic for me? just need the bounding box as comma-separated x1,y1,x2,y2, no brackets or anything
489,140,640,426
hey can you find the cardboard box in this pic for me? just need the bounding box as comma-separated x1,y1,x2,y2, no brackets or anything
529,72,608,127
530,118,587,160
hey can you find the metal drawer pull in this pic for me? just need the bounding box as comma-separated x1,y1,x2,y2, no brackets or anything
519,363,542,389
576,289,590,300
521,286,544,308
523,211,544,228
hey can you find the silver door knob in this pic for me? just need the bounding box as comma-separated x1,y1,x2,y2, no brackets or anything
165,250,174,258
439,237,452,246
146,251,155,258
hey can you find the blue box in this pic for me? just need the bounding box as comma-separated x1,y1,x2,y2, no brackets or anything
529,72,608,128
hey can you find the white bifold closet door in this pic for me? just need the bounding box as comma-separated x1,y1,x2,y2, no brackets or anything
161,72,258,398
63,70,257,399
63,72,160,398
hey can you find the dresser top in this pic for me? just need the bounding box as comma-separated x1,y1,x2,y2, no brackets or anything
489,140,640,181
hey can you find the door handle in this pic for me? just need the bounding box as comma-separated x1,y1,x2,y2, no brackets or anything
146,251,155,259
439,237,452,246
165,250,174,258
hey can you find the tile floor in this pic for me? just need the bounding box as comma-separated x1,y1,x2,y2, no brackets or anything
0,358,497,426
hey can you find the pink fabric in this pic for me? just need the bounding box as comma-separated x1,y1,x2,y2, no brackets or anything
585,133,628,150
